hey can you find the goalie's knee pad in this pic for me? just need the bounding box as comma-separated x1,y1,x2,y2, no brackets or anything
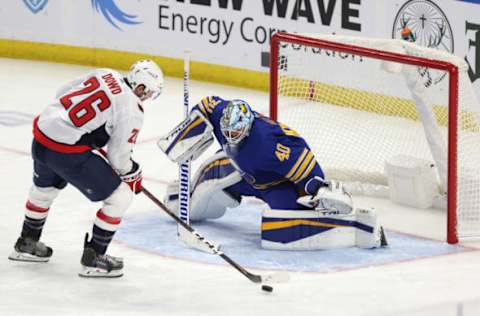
165,151,242,221
25,185,60,219
165,184,240,221
190,178,240,221
95,182,133,231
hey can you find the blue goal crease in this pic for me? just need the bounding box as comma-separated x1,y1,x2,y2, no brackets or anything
115,209,471,273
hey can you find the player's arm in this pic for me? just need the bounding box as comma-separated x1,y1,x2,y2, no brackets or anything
55,78,86,99
54,70,102,99
274,137,352,213
267,131,353,213
106,97,143,193
190,96,226,120
268,135,325,193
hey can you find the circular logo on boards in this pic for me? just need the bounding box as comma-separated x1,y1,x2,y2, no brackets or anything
392,0,454,86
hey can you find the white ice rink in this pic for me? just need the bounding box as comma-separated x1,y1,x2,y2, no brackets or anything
1,58,480,316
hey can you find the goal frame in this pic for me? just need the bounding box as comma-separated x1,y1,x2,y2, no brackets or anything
269,32,460,244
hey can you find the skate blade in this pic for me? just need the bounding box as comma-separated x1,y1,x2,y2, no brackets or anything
380,227,389,247
78,266,123,278
8,250,50,262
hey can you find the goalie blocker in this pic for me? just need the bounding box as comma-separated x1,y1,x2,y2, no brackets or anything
157,109,214,164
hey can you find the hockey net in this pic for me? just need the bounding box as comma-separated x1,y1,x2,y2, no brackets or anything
269,32,480,243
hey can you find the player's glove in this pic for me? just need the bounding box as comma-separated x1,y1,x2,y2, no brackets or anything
120,159,142,194
297,178,353,214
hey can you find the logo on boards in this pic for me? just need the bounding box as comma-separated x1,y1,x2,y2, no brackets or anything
23,0,48,14
91,0,142,31
392,0,454,86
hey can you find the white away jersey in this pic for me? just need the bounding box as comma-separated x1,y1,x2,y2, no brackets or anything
35,69,143,175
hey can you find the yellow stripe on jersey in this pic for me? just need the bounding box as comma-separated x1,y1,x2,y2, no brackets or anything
252,179,287,190
294,157,317,184
289,150,314,183
202,98,213,113
203,158,231,173
285,148,308,179
200,96,222,113
279,122,300,137
262,219,345,231
197,102,208,116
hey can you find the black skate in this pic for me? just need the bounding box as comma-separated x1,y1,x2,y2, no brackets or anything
380,226,388,247
79,233,123,278
8,237,53,262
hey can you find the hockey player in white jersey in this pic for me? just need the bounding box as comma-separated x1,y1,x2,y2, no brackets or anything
8,60,164,277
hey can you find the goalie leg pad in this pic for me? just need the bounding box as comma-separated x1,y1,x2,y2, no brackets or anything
355,208,388,248
164,152,242,221
165,179,241,221
190,183,240,221
261,208,386,250
261,209,356,250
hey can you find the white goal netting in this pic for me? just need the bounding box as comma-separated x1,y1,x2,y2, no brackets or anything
271,33,480,242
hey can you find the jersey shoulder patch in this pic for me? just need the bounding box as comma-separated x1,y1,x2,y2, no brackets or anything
196,96,224,115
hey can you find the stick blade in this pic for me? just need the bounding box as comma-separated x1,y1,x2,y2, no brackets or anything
178,225,220,254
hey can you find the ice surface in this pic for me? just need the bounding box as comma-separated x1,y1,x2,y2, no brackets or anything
1,58,480,316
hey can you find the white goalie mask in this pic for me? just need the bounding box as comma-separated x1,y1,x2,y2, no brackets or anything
127,60,164,100
220,100,254,148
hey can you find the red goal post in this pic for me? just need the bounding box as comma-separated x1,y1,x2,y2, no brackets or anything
269,32,480,244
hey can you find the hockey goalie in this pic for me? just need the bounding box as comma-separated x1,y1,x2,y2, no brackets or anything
158,96,388,250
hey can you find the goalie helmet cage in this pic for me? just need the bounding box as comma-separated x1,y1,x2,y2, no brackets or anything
269,32,480,244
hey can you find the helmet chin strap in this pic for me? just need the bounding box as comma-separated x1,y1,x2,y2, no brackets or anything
223,128,250,156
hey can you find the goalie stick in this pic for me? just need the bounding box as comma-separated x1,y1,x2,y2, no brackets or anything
178,50,191,225
141,186,289,285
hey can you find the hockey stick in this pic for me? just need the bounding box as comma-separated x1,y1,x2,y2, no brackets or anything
141,186,289,284
178,50,191,225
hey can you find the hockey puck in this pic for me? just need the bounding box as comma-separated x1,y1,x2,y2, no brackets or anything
261,285,273,292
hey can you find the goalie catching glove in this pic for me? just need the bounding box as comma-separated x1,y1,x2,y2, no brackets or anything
297,177,353,214
157,109,214,164
120,159,142,194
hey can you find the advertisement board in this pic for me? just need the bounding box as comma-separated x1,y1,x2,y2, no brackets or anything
0,0,479,96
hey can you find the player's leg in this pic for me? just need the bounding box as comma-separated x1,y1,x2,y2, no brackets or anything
9,143,66,262
260,182,305,210
259,183,387,250
79,183,131,278
224,177,261,201
53,152,129,277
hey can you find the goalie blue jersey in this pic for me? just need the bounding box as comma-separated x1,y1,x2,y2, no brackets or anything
192,96,325,198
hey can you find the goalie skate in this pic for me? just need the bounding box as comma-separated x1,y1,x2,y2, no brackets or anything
8,237,53,262
380,226,388,247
